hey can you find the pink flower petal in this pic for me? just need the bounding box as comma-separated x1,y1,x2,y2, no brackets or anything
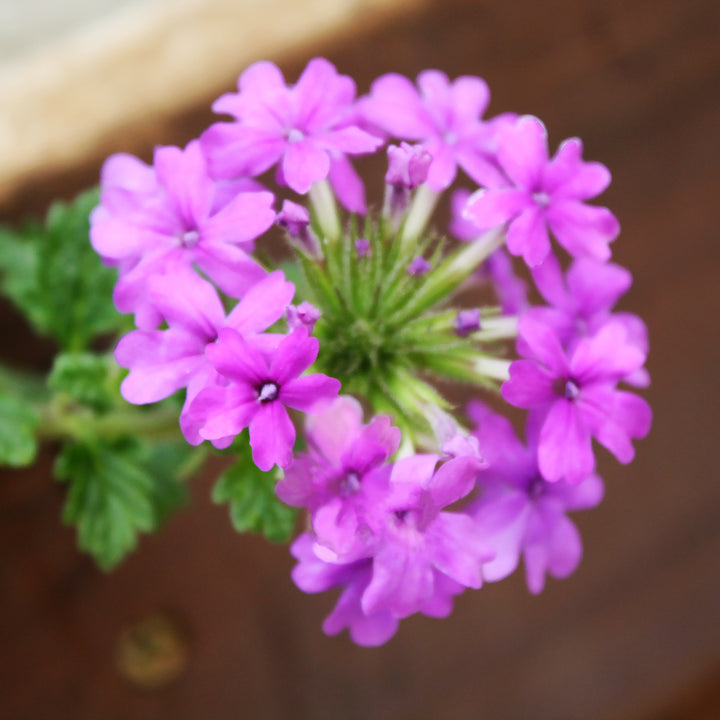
497,115,548,189
360,73,434,138
270,329,318,384
225,270,295,335
206,328,267,385
506,205,551,266
282,141,331,194
464,187,529,230
537,399,595,483
546,200,619,261
249,401,296,471
327,153,367,213
280,374,341,413
154,141,213,227
543,138,612,199
501,360,557,409
202,190,276,248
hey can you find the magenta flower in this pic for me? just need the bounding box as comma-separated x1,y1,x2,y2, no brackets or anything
276,396,401,556
528,254,649,386
115,269,295,445
501,315,652,483
360,453,490,618
360,70,512,190
201,58,382,202
290,534,399,647
188,327,340,471
115,269,294,404
290,533,466,646
467,401,603,593
90,140,275,327
463,115,620,266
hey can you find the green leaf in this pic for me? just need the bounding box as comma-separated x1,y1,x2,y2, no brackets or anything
0,394,39,467
0,189,126,351
212,441,296,542
47,352,120,412
56,440,155,570
55,438,193,570
140,440,194,526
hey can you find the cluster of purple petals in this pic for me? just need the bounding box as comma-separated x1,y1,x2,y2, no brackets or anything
467,401,604,593
279,397,491,646
87,56,652,643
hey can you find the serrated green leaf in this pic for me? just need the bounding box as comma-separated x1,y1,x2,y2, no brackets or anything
212,441,296,542
55,436,198,571
47,352,120,412
140,440,194,526
0,394,39,467
55,441,156,570
0,189,126,350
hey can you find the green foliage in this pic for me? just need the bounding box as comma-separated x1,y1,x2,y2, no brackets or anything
47,352,120,413
0,394,39,467
55,439,190,570
213,439,296,542
0,188,126,351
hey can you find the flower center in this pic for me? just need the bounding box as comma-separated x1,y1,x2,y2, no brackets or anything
180,229,200,248
553,376,581,400
258,382,279,403
287,128,305,144
340,471,361,496
393,508,419,527
528,475,546,500
564,378,580,400
532,191,550,208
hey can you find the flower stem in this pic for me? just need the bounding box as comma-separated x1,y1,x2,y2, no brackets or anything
309,180,341,242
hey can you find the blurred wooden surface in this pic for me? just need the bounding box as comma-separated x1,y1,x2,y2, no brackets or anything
0,0,426,201
1,0,720,718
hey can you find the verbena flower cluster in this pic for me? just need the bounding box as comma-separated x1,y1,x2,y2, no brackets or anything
90,57,651,645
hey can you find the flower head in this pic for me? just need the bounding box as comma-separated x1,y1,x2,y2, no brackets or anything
189,327,340,470
464,115,620,266
201,58,382,202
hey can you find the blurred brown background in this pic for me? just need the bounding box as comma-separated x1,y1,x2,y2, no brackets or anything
1,0,720,718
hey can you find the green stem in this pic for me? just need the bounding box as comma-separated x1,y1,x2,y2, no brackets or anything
38,399,181,443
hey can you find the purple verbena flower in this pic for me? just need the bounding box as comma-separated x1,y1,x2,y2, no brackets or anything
528,253,649,386
276,396,401,556
201,58,382,203
360,70,513,190
188,327,340,471
359,453,491,618
291,532,466,646
467,401,603,593
115,269,295,444
501,315,652,483
290,533,399,647
463,115,620,266
90,140,275,327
